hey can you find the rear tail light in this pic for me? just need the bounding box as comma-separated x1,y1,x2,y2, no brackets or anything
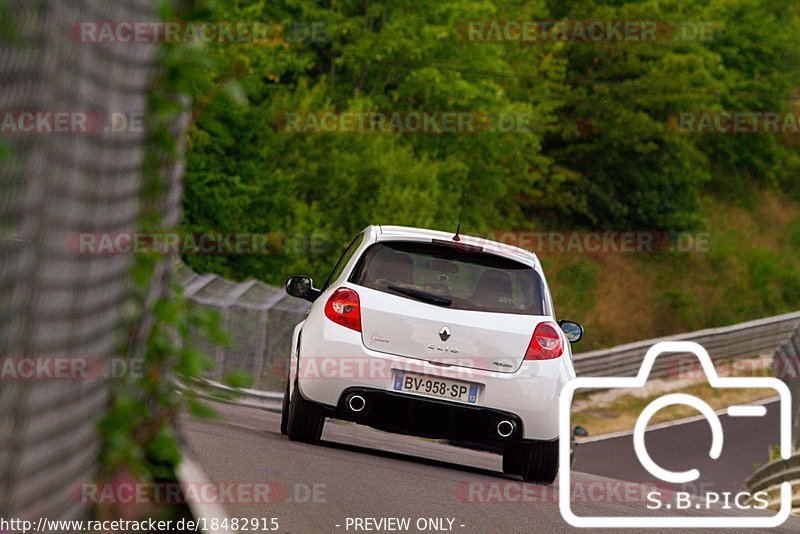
324,287,362,332
524,321,563,360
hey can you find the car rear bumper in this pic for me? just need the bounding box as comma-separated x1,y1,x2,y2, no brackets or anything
294,329,573,441
330,386,530,447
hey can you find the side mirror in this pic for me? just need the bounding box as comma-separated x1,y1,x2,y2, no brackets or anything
558,320,584,343
285,276,321,302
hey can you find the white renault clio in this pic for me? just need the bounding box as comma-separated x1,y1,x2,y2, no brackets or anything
281,225,583,483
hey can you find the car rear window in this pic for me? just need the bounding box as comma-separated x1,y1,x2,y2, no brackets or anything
349,241,547,315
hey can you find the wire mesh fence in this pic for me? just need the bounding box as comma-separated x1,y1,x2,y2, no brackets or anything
175,262,310,391
0,0,177,522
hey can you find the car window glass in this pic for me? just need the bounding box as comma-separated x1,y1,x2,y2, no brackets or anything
322,232,365,290
350,241,546,315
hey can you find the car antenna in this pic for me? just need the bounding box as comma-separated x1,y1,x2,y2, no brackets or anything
453,189,467,242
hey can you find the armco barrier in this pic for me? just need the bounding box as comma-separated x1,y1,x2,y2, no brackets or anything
745,453,800,513
177,258,799,392
748,323,800,502
177,377,283,412
176,258,800,388
182,267,800,496
774,327,800,451
573,311,800,379
178,264,800,516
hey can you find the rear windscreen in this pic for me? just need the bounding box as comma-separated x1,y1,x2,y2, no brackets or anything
349,241,547,315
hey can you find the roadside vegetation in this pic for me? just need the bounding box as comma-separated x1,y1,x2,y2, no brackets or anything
573,382,775,437
181,0,800,349
545,191,800,349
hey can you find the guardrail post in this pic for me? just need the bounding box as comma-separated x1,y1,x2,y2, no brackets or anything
254,309,268,387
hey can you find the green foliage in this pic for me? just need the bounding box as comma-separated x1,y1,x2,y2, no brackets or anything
100,0,230,487
700,0,800,196
769,443,783,461
223,371,255,389
182,0,568,283
182,0,800,286
788,219,800,249
0,2,17,42
553,257,598,313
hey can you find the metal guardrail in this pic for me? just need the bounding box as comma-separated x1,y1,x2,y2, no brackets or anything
747,453,800,494
180,266,800,510
178,262,800,518
177,258,800,389
743,324,800,512
183,303,800,412
774,327,800,452
177,377,283,412
573,308,800,502
573,311,800,378
176,260,800,478
745,453,800,512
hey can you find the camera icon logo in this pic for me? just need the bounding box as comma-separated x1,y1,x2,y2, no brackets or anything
559,341,793,528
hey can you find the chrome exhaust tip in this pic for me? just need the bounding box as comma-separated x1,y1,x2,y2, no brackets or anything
347,394,366,412
497,420,516,438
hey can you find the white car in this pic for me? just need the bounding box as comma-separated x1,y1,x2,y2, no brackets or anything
280,225,583,483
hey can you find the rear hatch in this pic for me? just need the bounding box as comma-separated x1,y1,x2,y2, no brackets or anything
349,239,549,373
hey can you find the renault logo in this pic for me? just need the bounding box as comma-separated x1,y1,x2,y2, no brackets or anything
439,326,451,341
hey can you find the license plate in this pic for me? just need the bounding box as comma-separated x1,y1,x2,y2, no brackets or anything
392,372,479,404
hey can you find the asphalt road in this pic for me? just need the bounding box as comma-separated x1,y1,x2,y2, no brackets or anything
574,400,781,494
182,401,798,533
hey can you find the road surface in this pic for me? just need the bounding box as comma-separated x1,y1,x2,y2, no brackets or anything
181,401,797,533
574,400,781,494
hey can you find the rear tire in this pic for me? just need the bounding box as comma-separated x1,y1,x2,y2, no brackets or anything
280,378,290,435
502,441,559,484
286,382,325,443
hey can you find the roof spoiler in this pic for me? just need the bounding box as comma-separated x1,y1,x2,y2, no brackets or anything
431,238,484,253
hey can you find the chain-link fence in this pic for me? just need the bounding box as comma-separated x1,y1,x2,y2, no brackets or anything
0,0,178,523
175,262,310,391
